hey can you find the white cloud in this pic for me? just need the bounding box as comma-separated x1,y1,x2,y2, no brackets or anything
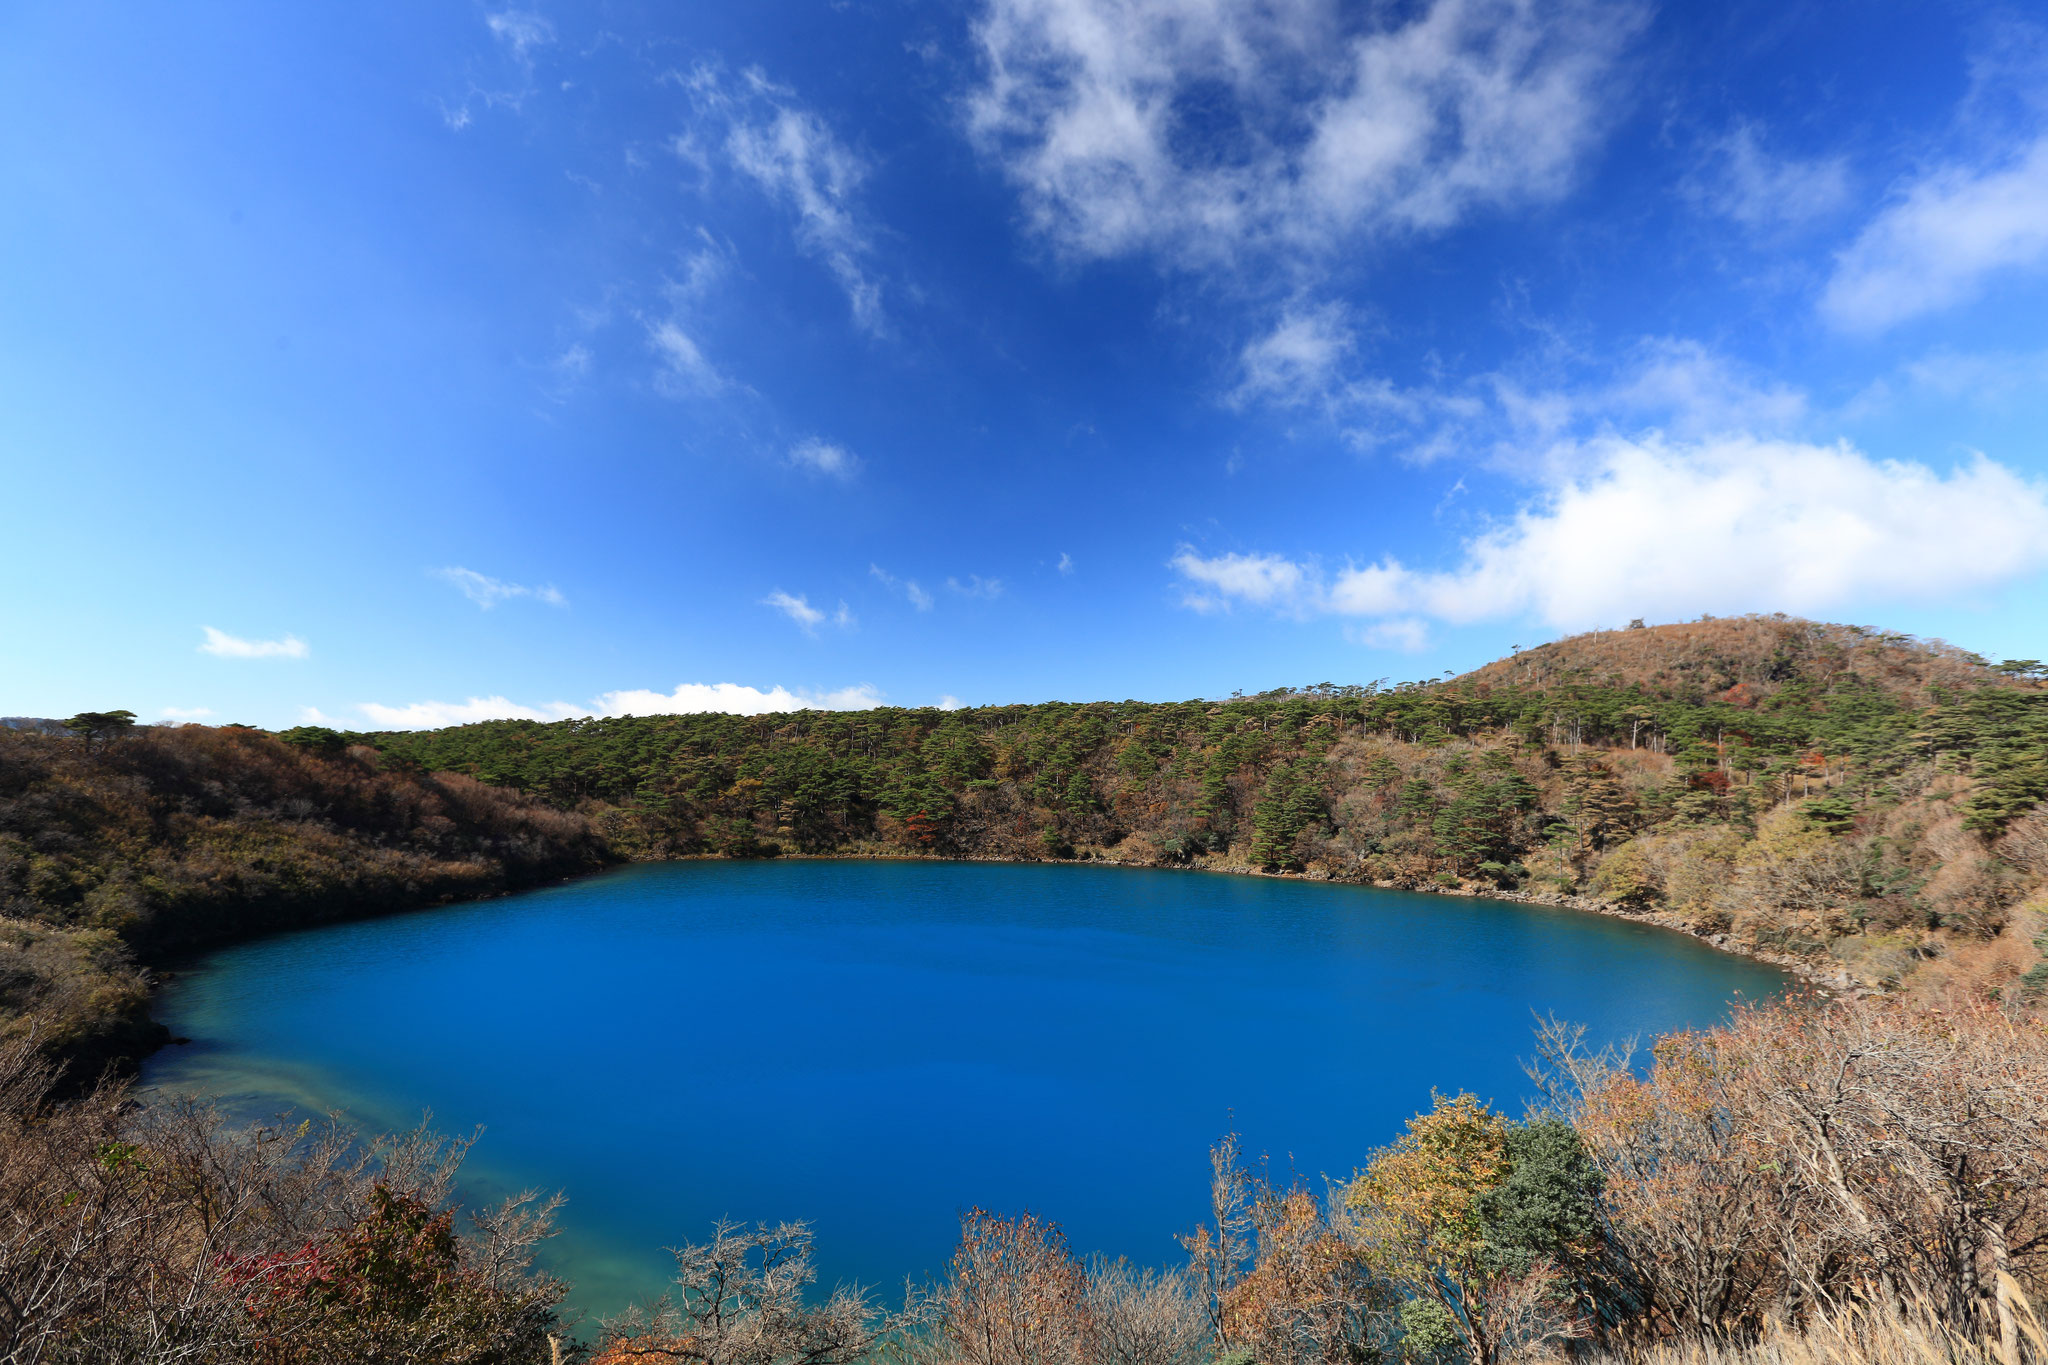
1170,550,1312,615
686,68,885,332
1823,133,2048,331
1348,618,1432,652
436,566,566,609
946,574,1004,599
298,706,347,727
1057,552,1074,575
833,601,857,629
968,0,1640,270
764,590,827,631
356,682,887,730
199,627,308,660
937,694,966,710
1690,123,1850,232
358,696,585,729
648,319,723,395
590,681,884,716
160,705,214,720
1232,304,1356,408
790,437,861,479
1173,435,2048,630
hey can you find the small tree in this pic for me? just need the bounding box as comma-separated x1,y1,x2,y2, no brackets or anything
61,710,137,751
1346,1095,1598,1365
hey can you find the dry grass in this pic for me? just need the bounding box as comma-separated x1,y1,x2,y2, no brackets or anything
1597,1294,2047,1365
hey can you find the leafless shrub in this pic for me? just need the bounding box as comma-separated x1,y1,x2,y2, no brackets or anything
592,1219,905,1365
1083,1256,1208,1365
1536,999,2048,1357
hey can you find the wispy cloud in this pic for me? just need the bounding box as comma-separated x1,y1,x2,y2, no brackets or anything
764,590,826,630
160,705,214,720
436,566,566,609
946,574,1004,599
1823,132,2048,331
764,590,855,634
199,627,308,660
648,319,724,395
1347,619,1432,652
790,437,860,479
1172,436,2048,631
1687,123,1851,232
443,8,556,129
1056,552,1074,575
678,66,887,333
484,9,554,62
1230,329,1810,465
870,564,935,610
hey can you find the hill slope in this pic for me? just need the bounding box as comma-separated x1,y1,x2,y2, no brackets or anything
0,724,608,1082
1457,614,2012,703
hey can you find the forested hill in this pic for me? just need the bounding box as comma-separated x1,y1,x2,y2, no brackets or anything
6,614,2047,1084
355,616,2048,1003
0,724,606,1082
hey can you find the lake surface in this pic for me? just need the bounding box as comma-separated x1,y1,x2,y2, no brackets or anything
144,860,1783,1322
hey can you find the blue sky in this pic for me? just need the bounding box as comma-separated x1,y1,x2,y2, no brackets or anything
5,1,2048,728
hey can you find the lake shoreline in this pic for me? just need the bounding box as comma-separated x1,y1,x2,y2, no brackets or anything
145,846,1825,1070
731,849,1838,994
143,856,1792,1324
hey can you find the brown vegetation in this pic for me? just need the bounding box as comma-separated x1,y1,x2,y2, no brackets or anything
1458,617,2021,705
0,1029,566,1364
0,723,609,1082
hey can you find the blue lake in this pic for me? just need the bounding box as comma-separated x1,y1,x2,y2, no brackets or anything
142,859,1783,1322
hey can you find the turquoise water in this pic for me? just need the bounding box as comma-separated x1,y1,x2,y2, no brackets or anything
143,860,1782,1321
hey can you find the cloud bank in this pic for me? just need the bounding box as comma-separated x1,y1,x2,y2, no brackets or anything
356,681,887,730
1173,435,2048,631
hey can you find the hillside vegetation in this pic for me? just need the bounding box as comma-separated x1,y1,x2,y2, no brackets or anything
4,615,2048,1363
0,723,607,1082
367,615,2048,1002
7,614,2048,1065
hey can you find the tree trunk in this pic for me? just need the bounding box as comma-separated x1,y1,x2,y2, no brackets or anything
1987,1220,2020,1365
